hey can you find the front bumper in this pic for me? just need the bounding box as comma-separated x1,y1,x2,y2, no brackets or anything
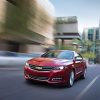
24,66,69,84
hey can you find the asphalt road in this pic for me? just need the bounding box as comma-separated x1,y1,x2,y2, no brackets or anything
0,64,100,100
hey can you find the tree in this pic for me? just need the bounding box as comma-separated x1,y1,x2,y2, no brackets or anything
82,40,93,52
72,39,82,52
81,40,96,60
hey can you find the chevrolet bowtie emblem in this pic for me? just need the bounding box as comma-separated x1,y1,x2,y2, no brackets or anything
35,67,42,70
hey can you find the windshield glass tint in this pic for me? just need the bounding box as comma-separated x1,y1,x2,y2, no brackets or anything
42,51,74,59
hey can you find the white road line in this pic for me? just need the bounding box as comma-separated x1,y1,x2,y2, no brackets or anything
75,75,99,100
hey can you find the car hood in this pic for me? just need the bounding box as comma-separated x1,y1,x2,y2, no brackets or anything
28,57,73,66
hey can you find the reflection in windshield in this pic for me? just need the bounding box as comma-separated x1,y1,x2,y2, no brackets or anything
42,51,74,59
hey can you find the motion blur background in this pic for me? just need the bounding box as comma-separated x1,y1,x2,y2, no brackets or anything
0,0,55,53
0,0,100,64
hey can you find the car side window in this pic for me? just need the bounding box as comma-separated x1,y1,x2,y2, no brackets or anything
74,53,83,60
78,53,83,59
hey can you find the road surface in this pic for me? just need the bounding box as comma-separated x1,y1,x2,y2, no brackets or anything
0,64,100,100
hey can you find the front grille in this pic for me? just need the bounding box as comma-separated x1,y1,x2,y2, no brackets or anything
29,64,53,71
29,75,49,81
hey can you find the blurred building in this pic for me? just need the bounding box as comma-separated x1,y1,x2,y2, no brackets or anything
54,16,80,49
0,0,55,52
82,27,100,63
83,28,99,41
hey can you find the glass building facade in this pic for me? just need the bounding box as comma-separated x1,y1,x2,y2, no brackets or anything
82,27,100,63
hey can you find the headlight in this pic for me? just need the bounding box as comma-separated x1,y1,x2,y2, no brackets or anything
26,62,29,66
53,66,64,70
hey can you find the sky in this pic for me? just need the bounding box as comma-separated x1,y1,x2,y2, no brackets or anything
50,0,100,33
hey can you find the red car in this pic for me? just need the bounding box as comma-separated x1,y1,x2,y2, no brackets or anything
24,50,87,87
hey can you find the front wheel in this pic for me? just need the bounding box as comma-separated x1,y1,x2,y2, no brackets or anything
67,71,75,87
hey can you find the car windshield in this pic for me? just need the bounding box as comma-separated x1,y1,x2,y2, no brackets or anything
41,51,74,59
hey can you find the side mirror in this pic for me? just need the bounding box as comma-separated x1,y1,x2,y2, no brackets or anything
41,52,48,57
75,57,83,61
41,54,46,57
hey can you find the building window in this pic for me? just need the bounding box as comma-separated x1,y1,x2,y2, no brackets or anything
96,29,99,40
88,33,93,41
88,29,93,41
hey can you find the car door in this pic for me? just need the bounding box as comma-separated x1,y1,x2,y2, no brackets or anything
74,53,83,77
78,53,85,71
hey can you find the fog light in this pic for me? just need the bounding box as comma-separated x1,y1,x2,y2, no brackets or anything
52,78,62,81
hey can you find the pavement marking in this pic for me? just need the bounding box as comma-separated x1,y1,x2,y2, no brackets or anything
75,75,99,100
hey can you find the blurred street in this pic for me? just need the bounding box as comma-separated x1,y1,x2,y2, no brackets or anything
0,63,100,100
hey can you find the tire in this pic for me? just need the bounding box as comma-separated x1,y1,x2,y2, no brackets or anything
67,70,75,87
81,68,87,79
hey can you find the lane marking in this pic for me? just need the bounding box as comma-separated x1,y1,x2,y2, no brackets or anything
75,75,99,100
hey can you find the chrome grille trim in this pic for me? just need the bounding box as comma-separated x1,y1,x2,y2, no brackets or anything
29,75,49,81
29,64,53,71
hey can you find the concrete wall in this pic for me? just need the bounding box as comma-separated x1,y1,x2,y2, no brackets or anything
0,0,6,33
0,0,55,52
82,28,88,40
56,23,78,33
19,44,44,53
0,0,6,23
0,40,44,53
28,0,55,41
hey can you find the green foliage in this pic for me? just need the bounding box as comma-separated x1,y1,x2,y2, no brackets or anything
81,52,96,59
55,39,96,59
56,45,74,50
64,46,74,50
72,39,81,45
81,40,93,52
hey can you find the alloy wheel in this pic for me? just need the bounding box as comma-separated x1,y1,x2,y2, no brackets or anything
69,71,74,86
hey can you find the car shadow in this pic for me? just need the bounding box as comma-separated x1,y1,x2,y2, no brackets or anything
24,80,67,89
24,76,87,89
